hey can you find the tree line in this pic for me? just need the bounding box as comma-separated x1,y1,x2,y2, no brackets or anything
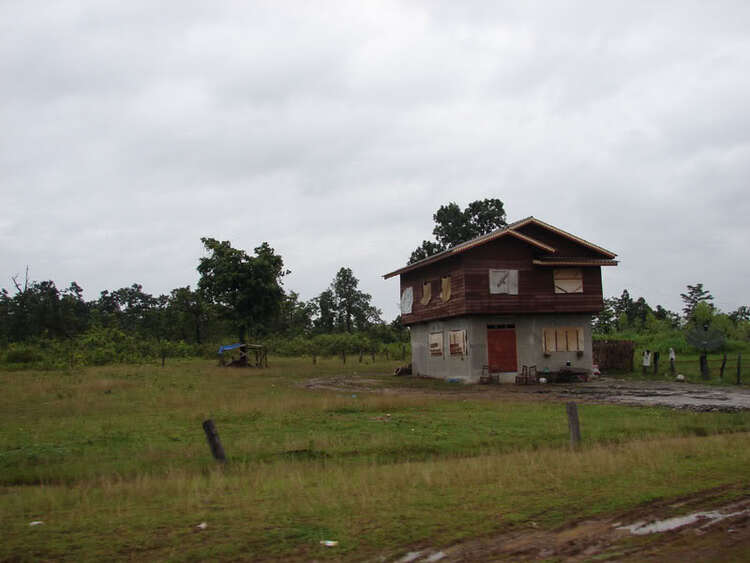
0,240,406,359
593,282,750,353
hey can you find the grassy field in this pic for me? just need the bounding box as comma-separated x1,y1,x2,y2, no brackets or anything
2,357,750,561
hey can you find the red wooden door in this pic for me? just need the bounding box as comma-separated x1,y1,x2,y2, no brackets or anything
487,329,517,372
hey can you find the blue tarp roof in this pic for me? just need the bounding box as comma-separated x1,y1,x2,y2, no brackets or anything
218,343,245,354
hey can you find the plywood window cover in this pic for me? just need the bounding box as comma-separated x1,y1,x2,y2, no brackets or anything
440,276,451,302
449,330,467,356
554,268,583,294
400,287,413,314
449,331,464,356
429,332,443,356
421,281,432,305
543,327,584,352
489,269,519,295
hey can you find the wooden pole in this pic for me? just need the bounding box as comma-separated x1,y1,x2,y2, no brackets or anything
202,419,226,462
566,402,581,449
700,353,710,380
719,353,727,380
653,351,659,375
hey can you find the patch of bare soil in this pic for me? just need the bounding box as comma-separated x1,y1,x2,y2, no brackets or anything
304,375,750,411
383,487,750,562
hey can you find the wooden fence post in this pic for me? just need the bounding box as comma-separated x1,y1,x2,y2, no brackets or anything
202,419,226,462
312,353,317,365
653,351,659,375
700,353,710,380
341,351,346,364
566,402,581,449
719,353,727,380
359,349,363,363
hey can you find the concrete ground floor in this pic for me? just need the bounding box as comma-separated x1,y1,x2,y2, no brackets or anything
409,313,593,383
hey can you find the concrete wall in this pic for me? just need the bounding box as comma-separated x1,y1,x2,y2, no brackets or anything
410,313,593,383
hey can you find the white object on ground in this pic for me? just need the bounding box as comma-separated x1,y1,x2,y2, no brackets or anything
29,521,44,527
196,522,207,530
320,540,338,547
676,374,685,381
426,552,447,561
616,508,749,535
539,377,547,384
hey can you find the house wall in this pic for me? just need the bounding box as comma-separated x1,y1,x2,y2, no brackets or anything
400,235,604,326
410,313,593,383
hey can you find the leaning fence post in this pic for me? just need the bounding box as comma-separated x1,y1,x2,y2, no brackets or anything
719,353,727,380
653,351,659,375
202,419,226,462
566,402,581,449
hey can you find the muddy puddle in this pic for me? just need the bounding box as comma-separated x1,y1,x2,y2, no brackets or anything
553,379,750,411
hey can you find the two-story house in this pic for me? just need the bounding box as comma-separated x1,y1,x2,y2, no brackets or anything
383,217,618,383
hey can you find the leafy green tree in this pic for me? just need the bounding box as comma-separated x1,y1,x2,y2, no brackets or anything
168,286,210,343
409,199,507,263
313,289,336,333
273,291,316,336
197,238,288,342
729,306,750,323
680,283,714,321
593,298,616,334
313,268,382,333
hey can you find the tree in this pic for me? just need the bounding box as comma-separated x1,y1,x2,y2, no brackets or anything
729,306,750,323
313,289,336,333
169,286,209,344
197,238,288,342
593,298,616,334
273,291,316,336
680,283,714,321
409,199,507,263
314,268,382,333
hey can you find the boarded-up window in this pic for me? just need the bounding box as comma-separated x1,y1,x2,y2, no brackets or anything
449,330,467,356
421,281,432,305
543,327,585,352
429,332,443,356
440,276,451,302
400,287,413,314
489,269,519,295
554,269,583,294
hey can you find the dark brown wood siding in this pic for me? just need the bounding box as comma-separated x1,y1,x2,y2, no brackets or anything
399,234,604,325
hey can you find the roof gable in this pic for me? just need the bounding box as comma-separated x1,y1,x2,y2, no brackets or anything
383,216,617,279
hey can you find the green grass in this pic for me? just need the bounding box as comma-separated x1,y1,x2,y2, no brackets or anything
1,357,750,560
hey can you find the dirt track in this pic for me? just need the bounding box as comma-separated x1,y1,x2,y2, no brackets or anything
383,487,750,562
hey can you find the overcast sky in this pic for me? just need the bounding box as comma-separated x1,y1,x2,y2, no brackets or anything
2,1,749,320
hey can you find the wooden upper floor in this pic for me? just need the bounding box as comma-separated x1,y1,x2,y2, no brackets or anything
384,217,617,325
